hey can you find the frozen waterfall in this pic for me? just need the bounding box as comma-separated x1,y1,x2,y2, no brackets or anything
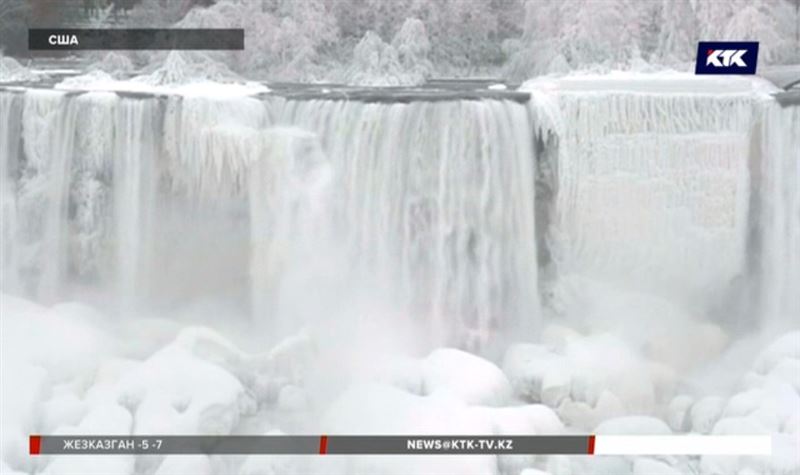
0,89,541,350
0,76,797,350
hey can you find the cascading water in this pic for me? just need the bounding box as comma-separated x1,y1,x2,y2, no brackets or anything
112,97,160,308
267,98,541,349
0,91,22,293
18,90,79,302
759,103,800,325
0,90,541,351
522,77,800,335
0,78,796,350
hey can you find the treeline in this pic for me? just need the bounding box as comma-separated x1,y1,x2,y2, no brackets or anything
2,0,798,82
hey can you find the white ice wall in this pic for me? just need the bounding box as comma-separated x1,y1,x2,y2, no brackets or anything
760,103,800,325
523,76,764,318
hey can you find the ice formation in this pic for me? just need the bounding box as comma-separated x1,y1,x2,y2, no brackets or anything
1,71,798,474
0,55,39,83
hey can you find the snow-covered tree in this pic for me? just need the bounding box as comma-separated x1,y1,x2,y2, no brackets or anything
722,0,797,64
92,0,800,82
340,30,404,86
655,0,698,64
560,0,647,68
391,18,433,83
504,0,565,78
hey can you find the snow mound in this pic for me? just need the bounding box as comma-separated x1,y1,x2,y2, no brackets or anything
753,332,800,374
0,55,38,83
422,348,513,406
155,455,213,475
111,327,257,435
633,458,682,475
55,51,268,97
690,396,726,434
137,51,240,86
594,416,671,435
320,383,497,475
90,52,136,78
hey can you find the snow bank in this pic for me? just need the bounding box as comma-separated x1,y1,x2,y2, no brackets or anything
0,55,39,83
89,52,136,78
0,295,262,474
421,349,513,406
56,52,268,97
503,327,672,429
320,383,497,475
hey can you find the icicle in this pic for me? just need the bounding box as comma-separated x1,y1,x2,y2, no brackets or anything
759,103,800,325
537,85,755,309
0,91,23,293
261,98,541,349
17,89,79,302
162,95,268,199
113,97,161,308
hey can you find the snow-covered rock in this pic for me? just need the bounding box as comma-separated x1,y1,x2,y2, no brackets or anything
556,399,594,429
565,334,657,413
73,327,257,436
155,455,213,475
545,455,571,475
595,416,671,435
592,390,626,424
666,394,693,432
766,358,800,392
633,457,682,475
753,332,800,374
43,454,135,475
422,349,513,406
43,404,135,475
519,469,552,475
690,396,726,434
0,55,38,83
503,343,563,403
41,389,87,433
321,383,498,475
91,52,136,78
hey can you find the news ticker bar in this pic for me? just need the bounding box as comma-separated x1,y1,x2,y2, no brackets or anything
29,435,772,456
28,29,244,50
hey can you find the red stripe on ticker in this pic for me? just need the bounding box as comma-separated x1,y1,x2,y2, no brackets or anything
319,435,328,455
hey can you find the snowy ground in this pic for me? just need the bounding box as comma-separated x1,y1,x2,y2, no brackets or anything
2,292,798,475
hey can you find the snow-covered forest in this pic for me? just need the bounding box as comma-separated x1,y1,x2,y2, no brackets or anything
2,0,799,83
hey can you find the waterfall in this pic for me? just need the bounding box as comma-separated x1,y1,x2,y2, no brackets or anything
248,127,335,339
17,90,80,302
526,80,758,325
0,77,796,349
267,98,541,349
0,90,541,349
113,97,160,308
759,103,800,325
0,91,22,293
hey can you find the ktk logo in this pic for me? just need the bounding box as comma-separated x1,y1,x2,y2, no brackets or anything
706,49,747,67
696,41,758,74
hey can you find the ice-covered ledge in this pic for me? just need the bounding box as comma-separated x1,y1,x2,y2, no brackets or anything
521,71,781,96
